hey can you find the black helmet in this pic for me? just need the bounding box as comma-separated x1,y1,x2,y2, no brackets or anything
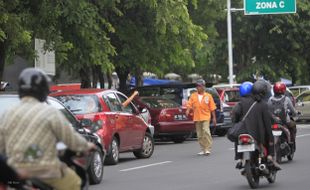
18,68,51,102
252,79,271,101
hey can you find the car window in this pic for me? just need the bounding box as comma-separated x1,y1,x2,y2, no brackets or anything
103,93,123,112
298,92,310,102
55,95,101,114
0,96,19,116
47,98,79,128
290,89,300,97
117,93,136,114
224,90,240,102
140,98,180,109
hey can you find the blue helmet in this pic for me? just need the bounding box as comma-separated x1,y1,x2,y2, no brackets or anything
239,81,253,97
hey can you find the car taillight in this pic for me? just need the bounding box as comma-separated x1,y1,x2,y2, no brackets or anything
238,134,254,145
160,110,173,121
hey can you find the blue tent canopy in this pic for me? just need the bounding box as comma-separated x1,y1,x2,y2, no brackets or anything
129,77,179,87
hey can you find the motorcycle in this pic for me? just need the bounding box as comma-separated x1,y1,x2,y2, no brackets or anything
1,143,90,190
237,134,277,189
272,118,295,163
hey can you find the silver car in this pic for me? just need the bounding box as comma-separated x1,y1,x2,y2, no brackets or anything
296,90,310,121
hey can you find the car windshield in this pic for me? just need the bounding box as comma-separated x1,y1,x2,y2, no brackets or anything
224,90,240,102
140,97,180,109
0,96,19,116
55,95,101,114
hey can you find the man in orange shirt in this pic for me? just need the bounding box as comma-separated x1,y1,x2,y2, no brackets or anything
186,79,217,156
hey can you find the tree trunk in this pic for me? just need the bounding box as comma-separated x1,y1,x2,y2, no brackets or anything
98,68,105,89
92,65,98,88
80,67,91,88
0,42,5,82
115,66,129,93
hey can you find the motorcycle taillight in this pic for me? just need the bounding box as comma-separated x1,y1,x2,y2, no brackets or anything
272,124,280,130
73,157,88,169
238,134,253,145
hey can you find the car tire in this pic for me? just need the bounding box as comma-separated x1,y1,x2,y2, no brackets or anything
88,147,104,184
105,137,119,165
133,132,154,159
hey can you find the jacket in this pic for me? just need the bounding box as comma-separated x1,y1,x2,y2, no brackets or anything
232,96,274,149
187,92,216,122
0,97,90,179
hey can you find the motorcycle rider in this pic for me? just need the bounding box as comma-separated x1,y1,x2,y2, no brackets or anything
232,80,281,170
0,68,95,190
231,81,253,168
268,82,298,145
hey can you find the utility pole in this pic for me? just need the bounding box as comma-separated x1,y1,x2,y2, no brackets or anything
227,0,234,85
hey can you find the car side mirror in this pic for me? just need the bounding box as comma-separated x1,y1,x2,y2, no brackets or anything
80,118,92,128
141,108,148,113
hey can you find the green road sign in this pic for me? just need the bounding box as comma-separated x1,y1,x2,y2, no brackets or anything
244,0,296,15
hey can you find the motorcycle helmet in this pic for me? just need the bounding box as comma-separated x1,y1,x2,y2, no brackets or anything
252,79,270,101
273,82,286,95
239,81,253,97
18,68,51,102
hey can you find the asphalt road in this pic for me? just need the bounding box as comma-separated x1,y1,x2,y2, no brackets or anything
91,123,310,190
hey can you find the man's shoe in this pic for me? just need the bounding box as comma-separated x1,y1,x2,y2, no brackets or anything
204,150,211,156
197,151,205,155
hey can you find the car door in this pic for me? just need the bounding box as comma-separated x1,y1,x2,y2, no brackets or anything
296,91,310,119
117,93,145,148
103,92,130,151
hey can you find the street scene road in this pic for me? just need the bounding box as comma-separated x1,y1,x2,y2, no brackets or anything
91,123,310,190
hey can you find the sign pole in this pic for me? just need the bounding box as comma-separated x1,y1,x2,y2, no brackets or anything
227,0,234,85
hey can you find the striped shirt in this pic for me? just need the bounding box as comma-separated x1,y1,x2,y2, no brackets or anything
0,97,89,179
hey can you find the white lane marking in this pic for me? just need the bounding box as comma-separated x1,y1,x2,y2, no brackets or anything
297,134,310,138
229,148,235,151
120,161,172,172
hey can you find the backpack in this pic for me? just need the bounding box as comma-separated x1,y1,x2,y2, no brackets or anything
270,96,287,124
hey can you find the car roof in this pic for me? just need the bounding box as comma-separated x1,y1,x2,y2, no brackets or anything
289,85,310,89
135,82,214,89
50,88,110,96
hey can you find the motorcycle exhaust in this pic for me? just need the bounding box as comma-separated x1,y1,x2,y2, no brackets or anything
258,164,269,174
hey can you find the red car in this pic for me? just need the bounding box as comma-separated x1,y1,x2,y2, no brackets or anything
215,87,240,107
133,96,195,143
51,89,154,165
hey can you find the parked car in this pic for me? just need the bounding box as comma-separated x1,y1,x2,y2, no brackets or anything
295,90,310,121
135,84,231,136
133,96,195,143
51,89,154,165
289,85,310,97
0,94,105,184
214,87,240,107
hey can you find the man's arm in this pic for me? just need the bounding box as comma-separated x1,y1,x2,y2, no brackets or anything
50,110,94,152
122,91,139,107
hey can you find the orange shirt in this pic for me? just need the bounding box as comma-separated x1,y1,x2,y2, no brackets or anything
187,92,216,121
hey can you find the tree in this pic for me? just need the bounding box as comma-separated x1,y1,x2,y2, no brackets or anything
107,0,208,92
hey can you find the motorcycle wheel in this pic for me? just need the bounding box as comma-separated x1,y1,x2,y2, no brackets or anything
267,170,277,183
244,160,260,189
275,142,282,163
287,150,294,161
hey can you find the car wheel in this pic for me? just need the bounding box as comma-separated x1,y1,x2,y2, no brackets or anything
88,147,104,184
106,137,119,165
172,136,186,143
133,133,154,158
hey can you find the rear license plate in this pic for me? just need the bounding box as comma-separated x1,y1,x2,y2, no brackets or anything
174,114,187,120
237,144,255,152
272,130,282,136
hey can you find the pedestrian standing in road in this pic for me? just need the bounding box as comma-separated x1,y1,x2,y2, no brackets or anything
186,79,217,156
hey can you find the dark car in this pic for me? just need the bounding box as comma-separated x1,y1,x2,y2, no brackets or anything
135,83,230,136
0,94,106,185
133,96,195,143
51,89,154,165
